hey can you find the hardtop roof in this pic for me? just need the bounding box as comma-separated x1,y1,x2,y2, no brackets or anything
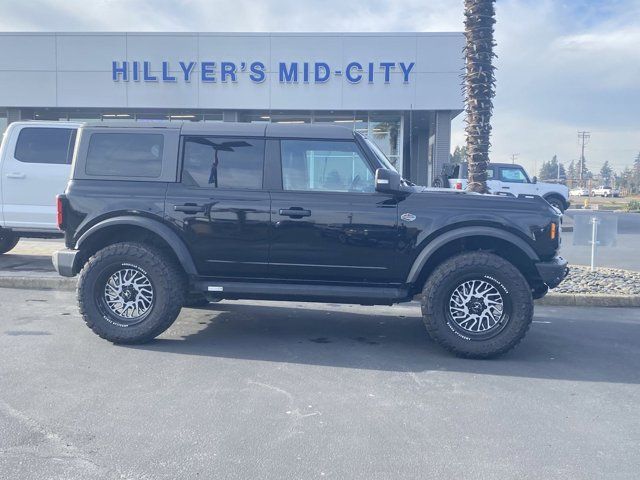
80,121,355,139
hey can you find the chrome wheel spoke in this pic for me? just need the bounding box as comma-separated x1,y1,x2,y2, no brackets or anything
103,267,154,320
448,279,504,333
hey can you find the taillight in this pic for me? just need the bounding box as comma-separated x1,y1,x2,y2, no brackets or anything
550,222,557,240
455,182,463,190
56,195,64,230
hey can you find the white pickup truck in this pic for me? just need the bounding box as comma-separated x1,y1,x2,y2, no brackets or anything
591,186,620,198
0,121,80,253
437,162,571,212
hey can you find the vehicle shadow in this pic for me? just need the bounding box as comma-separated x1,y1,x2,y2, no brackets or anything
127,301,640,385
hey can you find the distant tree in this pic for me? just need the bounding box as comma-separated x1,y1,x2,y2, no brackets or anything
599,161,613,185
621,166,637,194
538,160,553,180
539,155,565,180
567,160,576,181
634,152,640,190
579,157,591,180
450,145,467,165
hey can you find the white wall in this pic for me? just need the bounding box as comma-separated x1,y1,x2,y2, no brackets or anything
0,32,464,111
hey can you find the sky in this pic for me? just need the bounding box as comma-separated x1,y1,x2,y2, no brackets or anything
0,0,638,176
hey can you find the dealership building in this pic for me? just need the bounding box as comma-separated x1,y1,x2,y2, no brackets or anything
0,32,463,185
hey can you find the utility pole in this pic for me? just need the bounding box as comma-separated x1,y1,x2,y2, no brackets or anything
578,131,590,185
510,153,519,164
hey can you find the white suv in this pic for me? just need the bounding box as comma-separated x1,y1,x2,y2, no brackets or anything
441,162,570,212
0,121,80,253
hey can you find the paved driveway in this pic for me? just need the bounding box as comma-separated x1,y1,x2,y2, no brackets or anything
1,288,639,479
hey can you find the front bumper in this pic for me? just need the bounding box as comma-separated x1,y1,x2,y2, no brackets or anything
535,256,569,289
52,249,79,277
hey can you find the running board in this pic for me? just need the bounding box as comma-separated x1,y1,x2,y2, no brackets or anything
192,280,410,305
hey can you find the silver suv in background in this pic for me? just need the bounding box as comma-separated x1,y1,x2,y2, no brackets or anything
0,121,79,253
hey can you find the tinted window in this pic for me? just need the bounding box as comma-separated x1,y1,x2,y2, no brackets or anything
182,137,264,189
14,127,76,165
499,167,528,183
281,140,373,192
85,133,164,177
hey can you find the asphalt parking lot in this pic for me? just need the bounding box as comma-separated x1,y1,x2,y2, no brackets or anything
1,288,639,479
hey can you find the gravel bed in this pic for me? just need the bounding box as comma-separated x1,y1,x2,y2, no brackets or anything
554,265,640,295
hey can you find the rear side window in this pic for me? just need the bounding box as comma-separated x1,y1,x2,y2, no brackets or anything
182,136,264,189
85,133,164,178
14,127,76,165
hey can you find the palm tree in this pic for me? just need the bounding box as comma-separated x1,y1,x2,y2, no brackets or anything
464,0,497,193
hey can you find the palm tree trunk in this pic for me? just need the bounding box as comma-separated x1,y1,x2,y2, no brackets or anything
464,0,496,193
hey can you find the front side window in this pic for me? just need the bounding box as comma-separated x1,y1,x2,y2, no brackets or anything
281,140,374,193
85,133,164,177
499,167,528,183
182,137,264,189
15,127,76,165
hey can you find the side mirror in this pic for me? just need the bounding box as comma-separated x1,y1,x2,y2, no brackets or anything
375,168,402,193
532,176,538,184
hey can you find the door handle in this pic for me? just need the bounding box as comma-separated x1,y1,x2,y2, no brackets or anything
174,203,206,213
279,207,311,218
501,186,510,189
6,173,26,179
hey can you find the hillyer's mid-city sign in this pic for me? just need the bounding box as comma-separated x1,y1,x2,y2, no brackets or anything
111,61,416,84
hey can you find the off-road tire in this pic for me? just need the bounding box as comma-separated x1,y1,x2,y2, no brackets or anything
0,231,19,254
421,251,533,359
78,242,186,344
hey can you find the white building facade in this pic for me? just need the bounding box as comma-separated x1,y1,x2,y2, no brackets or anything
0,32,463,184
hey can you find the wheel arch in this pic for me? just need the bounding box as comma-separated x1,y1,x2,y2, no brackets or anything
543,192,567,210
407,226,541,294
74,216,197,276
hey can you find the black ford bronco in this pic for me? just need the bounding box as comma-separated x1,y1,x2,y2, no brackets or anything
53,121,568,358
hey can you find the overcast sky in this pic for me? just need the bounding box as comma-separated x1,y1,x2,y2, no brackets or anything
1,0,638,176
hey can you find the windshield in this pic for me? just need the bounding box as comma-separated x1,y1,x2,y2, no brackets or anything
363,136,398,173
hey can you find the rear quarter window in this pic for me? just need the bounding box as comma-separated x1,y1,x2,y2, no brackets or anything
14,127,76,165
85,133,164,178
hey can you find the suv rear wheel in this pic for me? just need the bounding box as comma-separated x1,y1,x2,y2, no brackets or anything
78,242,185,344
0,230,19,254
421,251,533,358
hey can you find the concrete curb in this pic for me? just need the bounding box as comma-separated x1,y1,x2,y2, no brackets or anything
535,293,640,308
0,275,76,292
0,274,638,308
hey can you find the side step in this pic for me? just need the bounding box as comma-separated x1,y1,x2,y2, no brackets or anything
192,280,410,305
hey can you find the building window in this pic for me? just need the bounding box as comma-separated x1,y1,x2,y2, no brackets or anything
368,116,402,172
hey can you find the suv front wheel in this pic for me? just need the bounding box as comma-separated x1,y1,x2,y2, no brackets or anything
421,251,533,358
78,242,185,343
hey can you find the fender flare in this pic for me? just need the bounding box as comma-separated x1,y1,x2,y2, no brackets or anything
405,226,540,284
75,216,197,275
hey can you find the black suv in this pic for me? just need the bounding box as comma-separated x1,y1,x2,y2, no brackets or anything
53,122,567,358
